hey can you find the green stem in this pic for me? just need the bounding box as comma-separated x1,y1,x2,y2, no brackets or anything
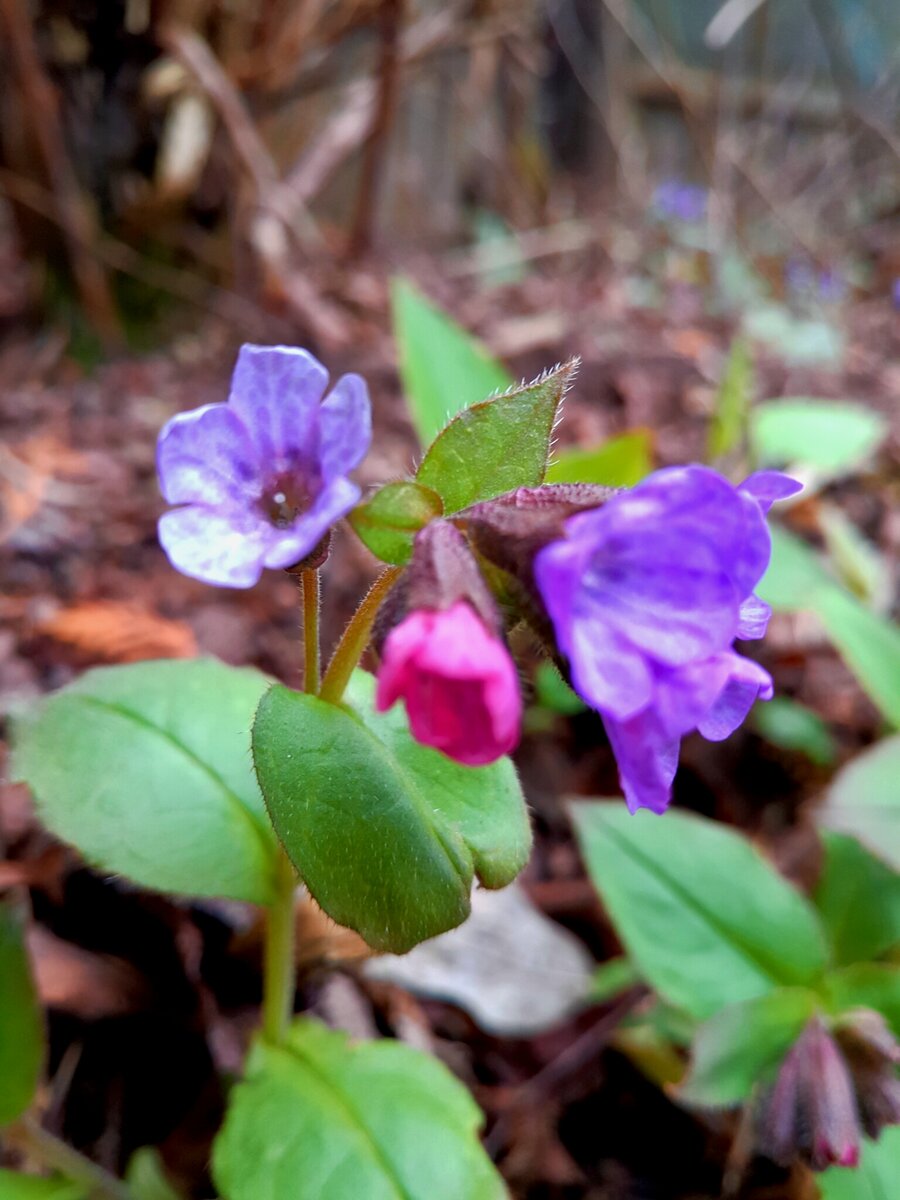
8,1116,132,1200
262,568,322,1045
319,567,401,705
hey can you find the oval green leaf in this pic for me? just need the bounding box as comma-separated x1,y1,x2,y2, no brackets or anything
681,988,818,1107
750,398,887,475
252,671,531,953
571,802,828,1019
824,964,900,1037
391,278,513,447
213,1019,506,1200
819,736,900,871
11,660,278,906
814,832,900,967
347,480,443,565
0,900,44,1126
416,361,577,514
546,429,652,488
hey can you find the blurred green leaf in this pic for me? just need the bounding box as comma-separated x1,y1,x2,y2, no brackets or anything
750,398,886,474
11,660,278,905
126,1149,184,1200
824,964,900,1037
590,956,642,1003
752,697,836,766
0,900,43,1126
0,1174,85,1200
253,671,530,954
417,360,576,514
819,1126,900,1200
819,504,891,608
819,737,900,872
547,429,653,488
391,278,513,447
533,662,586,716
681,988,817,1107
814,833,900,967
347,481,443,565
759,527,900,727
213,1019,506,1200
707,337,752,459
743,307,844,365
571,803,828,1020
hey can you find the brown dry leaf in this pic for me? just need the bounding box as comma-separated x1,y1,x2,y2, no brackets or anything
36,600,198,663
27,925,147,1019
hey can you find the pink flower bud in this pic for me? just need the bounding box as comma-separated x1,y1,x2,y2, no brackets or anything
376,601,522,766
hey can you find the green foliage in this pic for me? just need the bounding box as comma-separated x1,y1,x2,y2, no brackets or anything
814,833,900,967
546,429,653,488
759,527,900,727
750,398,887,475
824,965,900,1038
126,1148,184,1200
212,1019,506,1200
743,307,845,366
0,1174,85,1200
681,988,818,1106
533,662,586,716
753,697,836,766
590,957,642,1003
0,901,43,1126
819,1127,900,1200
252,671,530,953
391,278,513,447
572,803,828,1019
707,337,752,459
416,361,576,514
819,504,891,607
819,736,900,871
11,660,278,906
348,480,444,565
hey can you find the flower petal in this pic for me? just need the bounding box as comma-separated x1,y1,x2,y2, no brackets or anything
602,710,680,815
567,613,653,719
740,471,803,514
697,653,773,741
228,345,328,467
319,373,372,479
737,594,772,640
157,404,260,507
649,655,736,739
158,504,272,588
262,477,360,570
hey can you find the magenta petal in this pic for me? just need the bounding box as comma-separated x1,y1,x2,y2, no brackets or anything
602,710,680,815
228,345,328,466
262,477,360,570
319,374,372,480
158,504,272,588
697,654,773,741
157,404,260,507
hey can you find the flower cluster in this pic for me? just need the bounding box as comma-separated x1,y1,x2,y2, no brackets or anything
157,344,799,814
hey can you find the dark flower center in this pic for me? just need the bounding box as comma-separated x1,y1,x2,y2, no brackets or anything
260,472,313,529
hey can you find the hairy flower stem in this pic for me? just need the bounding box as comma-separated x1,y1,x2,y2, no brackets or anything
8,1115,132,1200
262,567,321,1046
319,566,402,705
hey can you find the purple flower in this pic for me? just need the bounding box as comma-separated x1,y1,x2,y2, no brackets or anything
534,465,801,814
652,180,708,223
157,345,371,587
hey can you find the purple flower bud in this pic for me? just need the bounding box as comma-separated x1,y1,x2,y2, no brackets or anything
533,465,801,813
653,180,708,223
757,1018,861,1171
835,1010,900,1140
157,345,371,587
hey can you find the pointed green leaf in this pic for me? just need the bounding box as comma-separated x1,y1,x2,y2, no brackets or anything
819,737,900,871
546,429,653,487
11,660,278,905
0,900,43,1126
213,1019,506,1200
572,802,828,1019
253,671,531,953
416,361,576,514
814,833,900,967
347,480,443,565
391,278,513,446
708,337,752,459
682,988,817,1107
0,1174,86,1200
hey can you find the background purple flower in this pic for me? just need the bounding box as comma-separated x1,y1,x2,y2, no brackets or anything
157,345,371,587
534,465,800,814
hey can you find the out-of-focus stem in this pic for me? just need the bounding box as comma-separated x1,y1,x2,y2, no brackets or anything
7,1115,132,1199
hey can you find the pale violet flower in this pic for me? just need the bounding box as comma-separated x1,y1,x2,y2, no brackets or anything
157,345,371,587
